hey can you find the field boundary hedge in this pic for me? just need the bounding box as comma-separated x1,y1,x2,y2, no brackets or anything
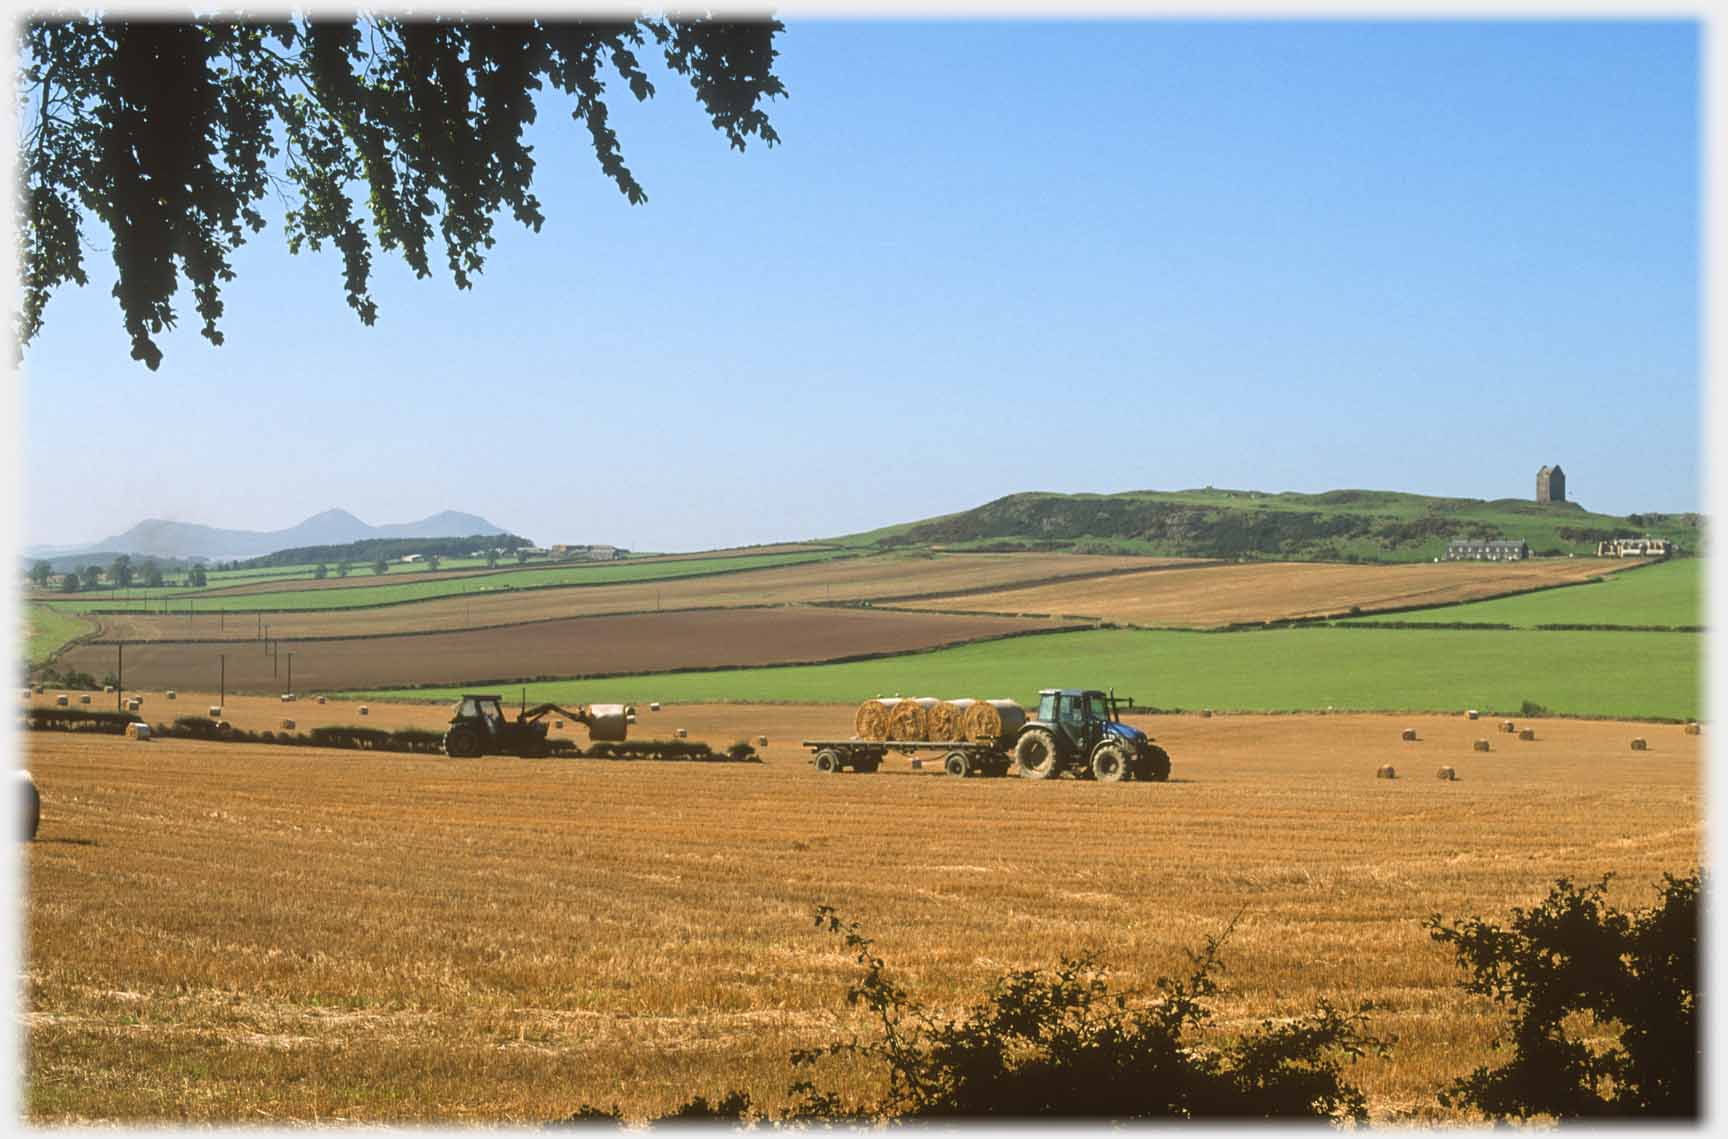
22,711,762,762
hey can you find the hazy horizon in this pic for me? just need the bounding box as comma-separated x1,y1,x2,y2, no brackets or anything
17,20,1701,552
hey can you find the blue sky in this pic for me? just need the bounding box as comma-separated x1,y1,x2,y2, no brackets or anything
16,19,1701,551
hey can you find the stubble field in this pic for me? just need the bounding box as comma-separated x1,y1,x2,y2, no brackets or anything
899,557,1632,628
22,711,1700,1124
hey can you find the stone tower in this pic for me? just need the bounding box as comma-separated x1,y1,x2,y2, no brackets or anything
1536,464,1566,504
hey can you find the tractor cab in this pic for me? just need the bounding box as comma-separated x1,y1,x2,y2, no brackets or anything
1034,688,1132,756
453,694,508,738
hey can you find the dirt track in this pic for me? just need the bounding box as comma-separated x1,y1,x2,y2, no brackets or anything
50,607,1074,693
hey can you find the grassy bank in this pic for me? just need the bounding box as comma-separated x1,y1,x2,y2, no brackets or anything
351,625,1701,722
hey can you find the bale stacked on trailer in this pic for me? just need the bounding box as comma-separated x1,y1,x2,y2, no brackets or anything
964,699,1027,743
927,699,976,742
886,697,940,741
854,698,902,741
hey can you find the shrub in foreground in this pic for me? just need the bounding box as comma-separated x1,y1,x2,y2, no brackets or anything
560,907,1386,1123
1426,869,1700,1120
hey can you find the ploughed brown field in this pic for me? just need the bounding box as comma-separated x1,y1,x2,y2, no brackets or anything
900,557,1630,628
53,607,1075,693
83,552,1187,642
22,709,1699,1124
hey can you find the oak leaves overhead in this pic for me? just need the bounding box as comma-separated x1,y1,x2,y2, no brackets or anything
19,17,785,369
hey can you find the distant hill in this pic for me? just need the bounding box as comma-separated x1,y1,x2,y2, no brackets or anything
23,508,510,564
839,488,1704,562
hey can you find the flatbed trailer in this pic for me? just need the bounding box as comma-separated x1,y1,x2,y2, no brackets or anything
800,739,1015,777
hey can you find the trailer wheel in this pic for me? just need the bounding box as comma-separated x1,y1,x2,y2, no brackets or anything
944,751,971,778
1141,744,1172,782
814,749,845,774
1091,742,1132,783
444,725,482,758
1013,729,1060,780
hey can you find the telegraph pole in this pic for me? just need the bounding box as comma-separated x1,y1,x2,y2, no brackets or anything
115,642,124,711
219,653,225,711
286,651,294,695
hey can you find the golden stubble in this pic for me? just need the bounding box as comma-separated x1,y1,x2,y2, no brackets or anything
22,709,1700,1123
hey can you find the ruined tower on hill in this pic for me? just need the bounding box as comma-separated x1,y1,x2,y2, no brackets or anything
1536,464,1566,504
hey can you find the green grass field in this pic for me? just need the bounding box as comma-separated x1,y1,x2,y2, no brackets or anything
21,604,93,667
36,550,846,614
353,625,1702,721
1354,559,1703,628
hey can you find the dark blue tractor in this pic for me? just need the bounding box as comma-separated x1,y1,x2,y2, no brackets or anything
1010,689,1171,782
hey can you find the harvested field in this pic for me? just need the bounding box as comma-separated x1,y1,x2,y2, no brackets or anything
82,552,1186,643
52,607,1074,693
898,557,1630,628
23,712,1699,1123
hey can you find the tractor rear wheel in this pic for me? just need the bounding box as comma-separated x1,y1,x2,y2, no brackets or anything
1141,743,1172,782
1091,742,1132,783
854,756,881,773
1013,729,1060,780
944,751,971,777
814,749,845,774
443,724,482,758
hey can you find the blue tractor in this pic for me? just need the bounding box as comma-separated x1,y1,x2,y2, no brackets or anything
1011,689,1171,782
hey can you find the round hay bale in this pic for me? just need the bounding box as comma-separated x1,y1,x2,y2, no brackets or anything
1376,764,1397,779
1465,709,1479,720
125,722,151,741
77,694,91,705
1400,728,1417,742
1518,728,1536,741
280,718,296,730
103,685,114,694
209,706,222,717
927,699,975,741
553,719,563,730
1685,722,1701,735
1631,737,1648,751
54,694,68,707
316,696,327,705
1499,720,1515,733
649,702,662,712
964,699,1027,742
217,720,232,737
758,735,769,747
358,706,369,716
18,771,40,842
854,697,902,741
166,690,176,700
1473,738,1491,752
33,685,44,694
126,699,141,712
886,697,940,741
1201,708,1213,718
587,705,630,743
1437,766,1457,781
675,728,688,739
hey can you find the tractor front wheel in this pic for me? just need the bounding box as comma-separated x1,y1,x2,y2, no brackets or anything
944,751,972,778
1013,729,1060,780
1091,742,1132,783
814,749,845,774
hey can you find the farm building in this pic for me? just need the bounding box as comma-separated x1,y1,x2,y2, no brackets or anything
1443,539,1531,562
1597,536,1673,558
1536,464,1567,504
